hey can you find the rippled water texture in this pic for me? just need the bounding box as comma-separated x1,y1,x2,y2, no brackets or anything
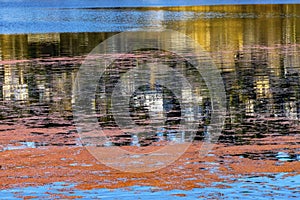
0,1,299,33
0,3,299,199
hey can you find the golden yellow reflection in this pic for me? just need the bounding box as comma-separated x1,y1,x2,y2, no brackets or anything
2,64,28,101
0,4,299,118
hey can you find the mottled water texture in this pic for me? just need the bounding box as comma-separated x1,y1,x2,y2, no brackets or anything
0,173,299,199
0,1,299,33
0,3,299,199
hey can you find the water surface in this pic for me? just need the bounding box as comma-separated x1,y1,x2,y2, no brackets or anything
0,3,299,199
0,2,299,33
1,173,299,199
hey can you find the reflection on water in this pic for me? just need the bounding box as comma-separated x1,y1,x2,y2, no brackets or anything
0,3,299,34
1,141,36,151
1,173,299,199
0,4,299,145
0,4,299,198
93,48,208,146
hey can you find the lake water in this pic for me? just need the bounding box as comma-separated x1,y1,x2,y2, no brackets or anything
1,173,299,199
0,1,299,33
0,2,299,199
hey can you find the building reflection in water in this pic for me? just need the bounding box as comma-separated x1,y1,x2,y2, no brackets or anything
0,4,299,141
2,64,28,101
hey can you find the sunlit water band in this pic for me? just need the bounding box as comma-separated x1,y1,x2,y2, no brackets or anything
0,2,299,34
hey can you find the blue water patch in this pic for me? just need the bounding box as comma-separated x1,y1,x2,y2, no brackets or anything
0,0,298,9
1,142,36,151
0,1,298,34
0,8,260,34
0,173,299,199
